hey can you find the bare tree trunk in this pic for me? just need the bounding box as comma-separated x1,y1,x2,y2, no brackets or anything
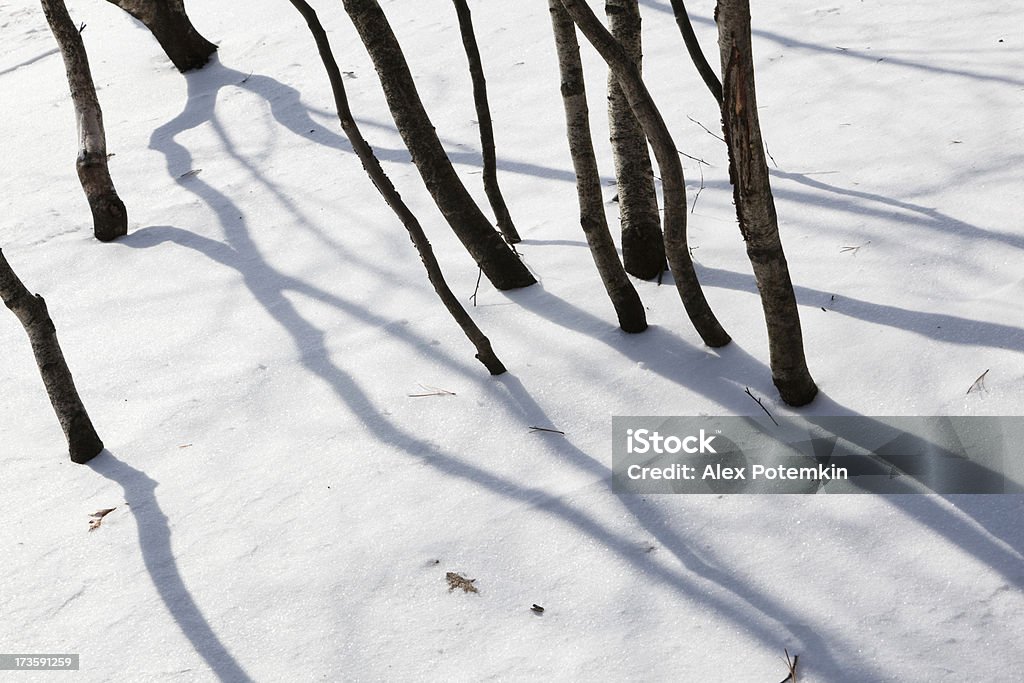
0,249,104,464
341,0,534,291
557,0,729,347
452,0,521,245
669,0,723,105
41,0,127,242
104,0,216,73
548,1,646,334
605,0,665,280
288,0,506,375
716,0,816,405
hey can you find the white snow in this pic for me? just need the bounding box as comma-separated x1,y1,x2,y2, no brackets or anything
2,0,1023,680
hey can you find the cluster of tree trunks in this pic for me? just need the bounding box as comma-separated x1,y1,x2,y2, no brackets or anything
16,0,818,465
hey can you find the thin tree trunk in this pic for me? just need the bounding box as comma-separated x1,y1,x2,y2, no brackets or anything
605,0,665,280
669,0,723,105
548,1,646,334
288,0,506,375
341,0,534,291
451,0,521,245
0,249,104,464
557,0,729,347
104,0,217,73
716,0,816,405
41,0,127,242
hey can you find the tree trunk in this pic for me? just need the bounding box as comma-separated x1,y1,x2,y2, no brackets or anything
605,0,665,280
557,0,729,347
548,1,646,333
0,249,104,464
669,0,723,105
288,0,506,375
452,0,521,245
341,0,534,291
716,0,817,405
104,0,216,73
41,0,127,242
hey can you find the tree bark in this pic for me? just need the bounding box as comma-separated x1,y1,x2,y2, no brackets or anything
557,0,729,347
716,0,817,405
605,0,665,280
104,0,216,73
41,0,127,242
548,1,647,333
0,249,104,464
669,0,723,105
452,0,521,245
288,0,506,375
341,0,534,291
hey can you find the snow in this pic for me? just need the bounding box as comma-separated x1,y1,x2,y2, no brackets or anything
2,0,1023,680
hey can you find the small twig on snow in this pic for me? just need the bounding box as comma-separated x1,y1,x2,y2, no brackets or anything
966,369,990,395
408,384,457,398
469,267,483,307
777,648,799,683
529,426,565,435
744,387,779,426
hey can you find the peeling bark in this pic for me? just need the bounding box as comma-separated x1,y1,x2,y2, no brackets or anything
549,0,646,333
717,0,816,405
41,0,127,242
0,249,104,464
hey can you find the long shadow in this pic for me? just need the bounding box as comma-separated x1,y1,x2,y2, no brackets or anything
502,284,1024,580
133,52,1023,680
696,264,1024,354
769,169,1024,252
638,0,1024,87
137,61,887,677
88,451,254,682
0,48,59,76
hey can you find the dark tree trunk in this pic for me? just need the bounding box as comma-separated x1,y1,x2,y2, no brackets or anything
716,0,817,405
557,0,729,347
288,0,506,375
341,0,534,291
41,0,127,242
452,0,521,245
548,1,647,333
104,0,216,73
0,249,104,464
669,0,723,105
605,0,665,280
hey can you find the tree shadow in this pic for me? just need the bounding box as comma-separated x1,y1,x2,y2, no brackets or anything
87,450,254,683
123,49,1024,682
638,0,1024,87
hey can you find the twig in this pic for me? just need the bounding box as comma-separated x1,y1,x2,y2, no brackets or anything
687,115,725,142
966,369,990,395
691,158,706,213
744,387,779,426
765,143,779,169
529,426,565,435
408,384,457,398
777,648,799,683
469,267,483,307
839,240,870,255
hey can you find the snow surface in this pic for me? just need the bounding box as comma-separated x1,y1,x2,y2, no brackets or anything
2,0,1023,680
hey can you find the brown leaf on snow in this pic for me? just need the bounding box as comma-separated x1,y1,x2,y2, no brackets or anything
446,572,479,594
88,507,117,532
